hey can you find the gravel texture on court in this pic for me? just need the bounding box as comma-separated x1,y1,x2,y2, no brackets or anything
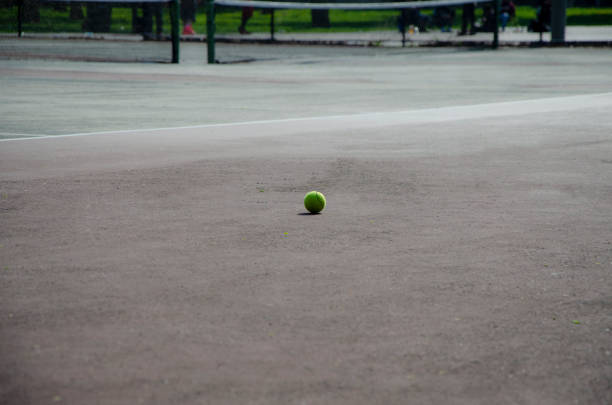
1,48,611,404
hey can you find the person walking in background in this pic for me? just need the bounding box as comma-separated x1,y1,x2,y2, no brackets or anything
398,8,429,34
459,2,475,35
478,4,496,32
528,0,551,34
433,6,455,33
181,0,197,35
238,7,254,34
143,2,164,40
83,3,112,32
500,0,515,31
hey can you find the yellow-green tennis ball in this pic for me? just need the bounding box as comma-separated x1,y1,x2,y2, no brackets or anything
304,191,326,214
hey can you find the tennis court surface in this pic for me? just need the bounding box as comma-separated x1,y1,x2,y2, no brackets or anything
1,46,612,404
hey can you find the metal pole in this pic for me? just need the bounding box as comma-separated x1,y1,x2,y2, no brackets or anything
399,11,406,47
270,9,275,41
551,0,566,43
492,0,500,49
17,0,23,37
170,0,180,63
207,0,216,63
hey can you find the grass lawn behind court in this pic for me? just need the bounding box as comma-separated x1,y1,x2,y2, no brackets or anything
1,5,611,34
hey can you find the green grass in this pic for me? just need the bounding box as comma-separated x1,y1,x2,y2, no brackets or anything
1,5,611,34
0,6,175,33
512,6,612,27
213,8,401,34
567,7,612,25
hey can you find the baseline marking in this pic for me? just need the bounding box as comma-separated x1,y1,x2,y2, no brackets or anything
2,92,611,142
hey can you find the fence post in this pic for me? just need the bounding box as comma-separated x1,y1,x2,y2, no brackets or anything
207,0,216,63
171,0,180,63
270,9,275,41
17,0,23,37
551,0,566,43
492,0,500,49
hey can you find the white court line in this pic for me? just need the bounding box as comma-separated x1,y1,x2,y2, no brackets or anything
2,92,611,143
0,132,49,137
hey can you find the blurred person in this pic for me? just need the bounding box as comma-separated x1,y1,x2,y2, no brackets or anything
529,0,551,33
433,6,455,33
83,3,112,32
181,0,197,35
459,2,475,35
143,2,164,40
500,0,515,31
238,6,253,34
398,8,429,34
476,4,496,32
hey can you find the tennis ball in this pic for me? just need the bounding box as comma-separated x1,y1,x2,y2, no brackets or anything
304,191,326,214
